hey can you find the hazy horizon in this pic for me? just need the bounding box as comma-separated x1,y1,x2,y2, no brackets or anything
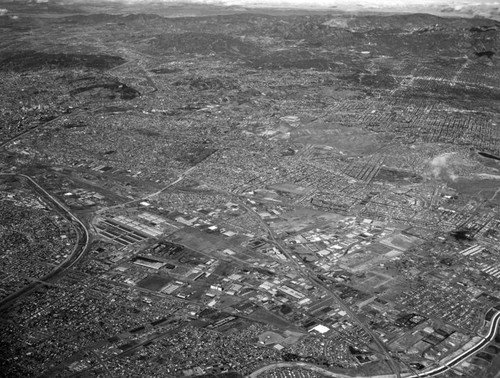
57,0,500,8
40,0,500,20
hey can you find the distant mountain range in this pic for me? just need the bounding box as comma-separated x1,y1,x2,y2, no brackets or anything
0,0,499,21
32,0,500,20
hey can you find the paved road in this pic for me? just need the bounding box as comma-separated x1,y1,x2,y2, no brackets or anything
236,200,401,378
0,173,91,312
236,195,499,378
197,184,401,376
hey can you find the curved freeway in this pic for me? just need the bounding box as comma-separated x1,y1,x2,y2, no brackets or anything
406,310,500,378
249,362,356,378
249,311,500,378
0,173,91,312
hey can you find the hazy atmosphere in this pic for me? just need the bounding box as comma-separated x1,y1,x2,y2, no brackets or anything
40,0,500,20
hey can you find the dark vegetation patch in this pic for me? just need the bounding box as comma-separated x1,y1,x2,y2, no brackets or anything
475,51,495,59
375,168,423,183
150,67,182,74
70,81,140,100
279,304,293,315
174,147,218,166
450,229,474,241
477,352,494,362
151,32,261,57
133,128,161,138
440,257,454,266
0,50,126,71
478,151,500,161
470,26,498,33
